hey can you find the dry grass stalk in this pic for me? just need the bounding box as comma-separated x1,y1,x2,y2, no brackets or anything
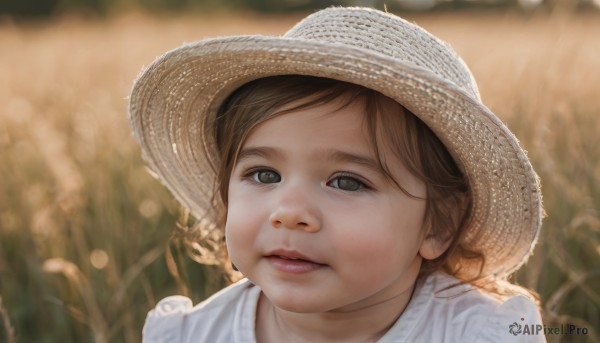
0,296,15,343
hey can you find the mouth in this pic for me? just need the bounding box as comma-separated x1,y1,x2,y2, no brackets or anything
265,249,327,274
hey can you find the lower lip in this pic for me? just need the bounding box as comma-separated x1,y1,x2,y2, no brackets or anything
267,256,325,274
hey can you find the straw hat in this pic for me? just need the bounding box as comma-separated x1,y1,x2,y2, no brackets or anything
129,7,542,278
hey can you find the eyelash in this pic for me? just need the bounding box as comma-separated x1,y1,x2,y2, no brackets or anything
241,167,371,191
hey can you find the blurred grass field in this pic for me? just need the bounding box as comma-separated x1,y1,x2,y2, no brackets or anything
0,8,599,343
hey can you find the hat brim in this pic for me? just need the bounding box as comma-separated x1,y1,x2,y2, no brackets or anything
129,35,541,278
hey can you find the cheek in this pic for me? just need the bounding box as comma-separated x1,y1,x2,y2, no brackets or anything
225,182,268,271
334,228,414,267
331,200,425,274
224,185,264,260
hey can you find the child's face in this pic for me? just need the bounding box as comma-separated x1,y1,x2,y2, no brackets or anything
225,96,434,313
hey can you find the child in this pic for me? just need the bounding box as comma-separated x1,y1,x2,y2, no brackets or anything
129,7,545,342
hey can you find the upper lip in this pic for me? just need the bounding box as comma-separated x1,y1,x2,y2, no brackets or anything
266,249,325,264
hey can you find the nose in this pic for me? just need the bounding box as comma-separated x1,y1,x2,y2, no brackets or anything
269,193,321,233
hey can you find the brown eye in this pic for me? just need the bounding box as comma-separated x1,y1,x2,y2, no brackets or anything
253,170,281,184
328,176,365,191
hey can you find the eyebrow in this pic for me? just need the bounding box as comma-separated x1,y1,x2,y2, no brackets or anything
327,149,383,176
236,146,284,164
236,146,383,175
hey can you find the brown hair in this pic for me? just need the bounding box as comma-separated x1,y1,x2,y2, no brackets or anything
212,75,486,281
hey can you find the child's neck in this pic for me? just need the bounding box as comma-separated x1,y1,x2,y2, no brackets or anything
255,280,416,343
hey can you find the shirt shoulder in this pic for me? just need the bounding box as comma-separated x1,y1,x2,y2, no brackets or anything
472,295,546,343
380,272,545,343
142,278,259,343
142,295,192,343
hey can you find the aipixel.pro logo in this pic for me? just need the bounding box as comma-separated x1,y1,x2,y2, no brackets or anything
508,321,522,335
508,317,589,337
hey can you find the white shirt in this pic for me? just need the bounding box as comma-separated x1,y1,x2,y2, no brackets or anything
143,272,545,342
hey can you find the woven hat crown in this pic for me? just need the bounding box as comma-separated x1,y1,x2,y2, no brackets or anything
284,8,480,100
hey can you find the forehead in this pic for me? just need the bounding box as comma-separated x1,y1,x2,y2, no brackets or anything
238,90,412,161
243,96,371,151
